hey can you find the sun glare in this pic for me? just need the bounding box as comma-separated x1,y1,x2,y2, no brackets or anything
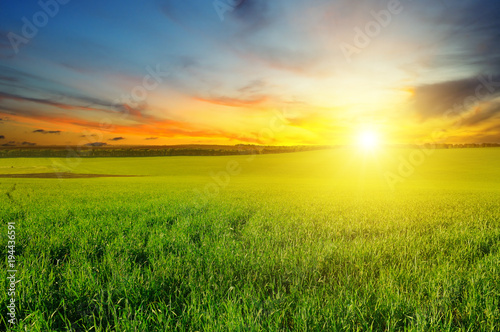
358,130,380,150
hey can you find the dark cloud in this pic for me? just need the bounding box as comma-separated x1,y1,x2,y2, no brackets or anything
114,103,146,119
0,65,133,114
33,129,62,134
0,90,121,114
0,135,4,139
0,60,149,115
160,0,274,41
428,0,500,74
85,142,108,147
21,141,36,146
174,55,198,70
109,137,125,141
457,2,500,49
0,89,154,126
412,74,500,119
159,0,267,35
230,0,272,32
80,134,98,138
145,137,158,140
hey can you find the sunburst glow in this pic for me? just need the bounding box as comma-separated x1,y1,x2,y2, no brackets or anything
358,131,380,150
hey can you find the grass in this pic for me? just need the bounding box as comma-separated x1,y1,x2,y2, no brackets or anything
0,148,499,331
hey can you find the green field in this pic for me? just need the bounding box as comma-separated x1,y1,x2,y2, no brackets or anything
1,148,500,331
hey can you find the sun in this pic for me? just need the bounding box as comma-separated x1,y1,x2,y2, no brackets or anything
357,130,380,150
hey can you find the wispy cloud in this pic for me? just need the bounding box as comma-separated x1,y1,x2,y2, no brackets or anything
195,95,268,107
460,102,500,127
33,129,62,134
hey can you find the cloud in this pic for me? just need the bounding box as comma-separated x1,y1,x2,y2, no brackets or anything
0,89,156,128
115,103,146,119
0,135,4,139
85,142,108,147
412,74,500,119
447,0,500,73
460,102,500,127
159,0,273,35
33,129,62,134
145,137,158,140
193,79,274,107
229,0,273,32
238,79,267,93
484,121,500,138
2,110,187,139
158,0,314,74
109,137,125,141
195,95,268,107
406,0,500,76
0,75,18,84
0,91,119,114
21,141,36,146
4,107,283,144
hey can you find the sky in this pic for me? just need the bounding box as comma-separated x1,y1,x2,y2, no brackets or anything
1,0,500,146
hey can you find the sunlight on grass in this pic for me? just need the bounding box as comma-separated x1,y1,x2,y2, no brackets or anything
0,149,499,331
